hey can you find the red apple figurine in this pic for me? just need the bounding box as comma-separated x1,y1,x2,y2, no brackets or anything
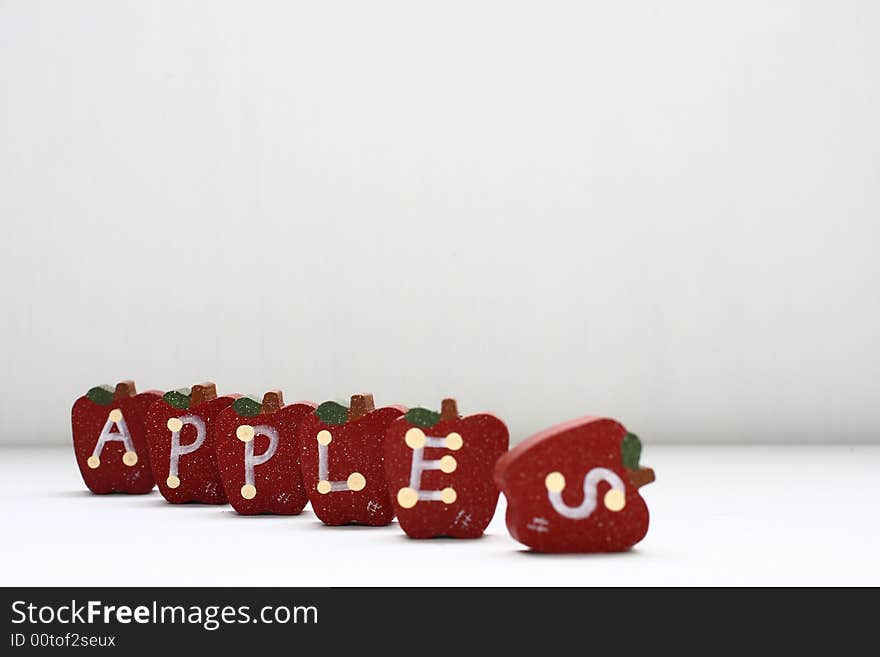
145,382,234,504
494,416,655,553
71,381,162,494
384,398,508,538
214,391,316,515
298,393,404,526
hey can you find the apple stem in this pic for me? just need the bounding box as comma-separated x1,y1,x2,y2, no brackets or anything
114,381,136,400
262,390,284,414
190,382,217,408
440,398,459,422
627,467,655,489
348,393,375,422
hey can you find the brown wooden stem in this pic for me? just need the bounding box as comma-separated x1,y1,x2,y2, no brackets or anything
348,393,375,422
262,390,284,414
114,380,136,400
440,398,459,422
627,467,655,489
190,382,217,408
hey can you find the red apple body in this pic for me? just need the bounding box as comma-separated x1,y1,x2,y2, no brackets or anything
298,394,404,526
71,381,161,494
494,416,654,553
145,383,234,504
215,392,316,515
384,400,508,538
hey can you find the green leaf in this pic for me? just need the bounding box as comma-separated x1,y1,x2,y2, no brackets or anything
233,396,262,417
315,401,349,425
86,385,114,406
621,432,642,469
405,407,441,428
163,388,192,410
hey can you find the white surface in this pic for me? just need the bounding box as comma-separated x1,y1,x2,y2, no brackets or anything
2,2,880,445
3,445,878,586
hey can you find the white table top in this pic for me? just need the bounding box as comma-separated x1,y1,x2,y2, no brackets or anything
3,444,878,586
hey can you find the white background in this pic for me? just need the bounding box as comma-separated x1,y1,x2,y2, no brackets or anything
2,1,878,446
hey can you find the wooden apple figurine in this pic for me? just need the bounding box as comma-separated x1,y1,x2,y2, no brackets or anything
298,393,404,526
214,391,316,515
494,416,655,553
385,398,508,538
71,381,162,494
145,382,234,504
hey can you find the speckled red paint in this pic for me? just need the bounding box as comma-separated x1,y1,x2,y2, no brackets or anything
215,393,315,515
145,384,235,504
494,416,653,553
71,382,161,494
384,400,508,539
298,394,404,526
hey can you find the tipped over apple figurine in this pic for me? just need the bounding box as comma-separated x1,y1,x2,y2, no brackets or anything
145,382,235,504
385,398,508,538
71,380,162,494
494,416,654,552
214,391,316,515
298,393,404,526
